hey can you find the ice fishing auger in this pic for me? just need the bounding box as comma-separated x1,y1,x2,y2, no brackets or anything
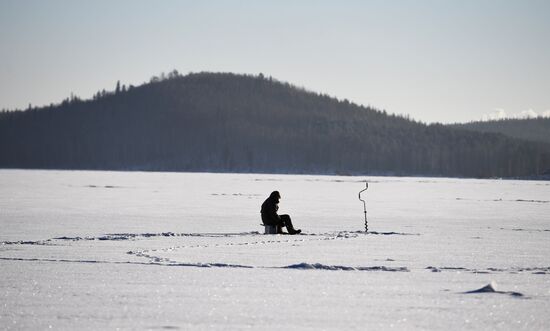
358,181,368,232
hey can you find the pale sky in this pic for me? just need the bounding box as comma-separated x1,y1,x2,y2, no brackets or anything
1,0,549,123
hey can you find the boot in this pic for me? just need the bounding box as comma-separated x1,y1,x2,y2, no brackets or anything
287,227,301,235
284,221,301,235
276,225,287,234
281,215,301,235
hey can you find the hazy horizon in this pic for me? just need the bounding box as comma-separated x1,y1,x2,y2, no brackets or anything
1,0,549,123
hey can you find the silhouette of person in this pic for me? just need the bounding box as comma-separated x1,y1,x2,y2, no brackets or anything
261,191,301,234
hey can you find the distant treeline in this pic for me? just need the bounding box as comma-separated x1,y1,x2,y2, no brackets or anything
450,118,550,145
1,72,550,178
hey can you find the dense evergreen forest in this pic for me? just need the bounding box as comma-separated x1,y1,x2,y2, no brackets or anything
1,72,550,178
450,118,550,145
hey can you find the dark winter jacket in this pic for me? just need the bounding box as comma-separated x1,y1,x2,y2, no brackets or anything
261,193,281,226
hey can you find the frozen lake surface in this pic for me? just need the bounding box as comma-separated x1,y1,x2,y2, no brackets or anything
1,170,549,330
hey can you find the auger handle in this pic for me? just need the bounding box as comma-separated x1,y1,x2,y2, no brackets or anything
358,182,368,232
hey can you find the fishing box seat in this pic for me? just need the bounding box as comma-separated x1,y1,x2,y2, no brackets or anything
262,224,278,234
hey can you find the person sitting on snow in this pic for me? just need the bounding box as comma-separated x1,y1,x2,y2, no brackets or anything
261,191,301,235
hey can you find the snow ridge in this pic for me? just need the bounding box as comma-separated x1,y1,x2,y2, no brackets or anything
463,281,526,298
284,263,409,272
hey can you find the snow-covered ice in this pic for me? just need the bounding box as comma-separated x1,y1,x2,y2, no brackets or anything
1,170,549,330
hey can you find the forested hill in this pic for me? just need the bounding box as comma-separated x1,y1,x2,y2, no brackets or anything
449,118,550,145
1,72,550,178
